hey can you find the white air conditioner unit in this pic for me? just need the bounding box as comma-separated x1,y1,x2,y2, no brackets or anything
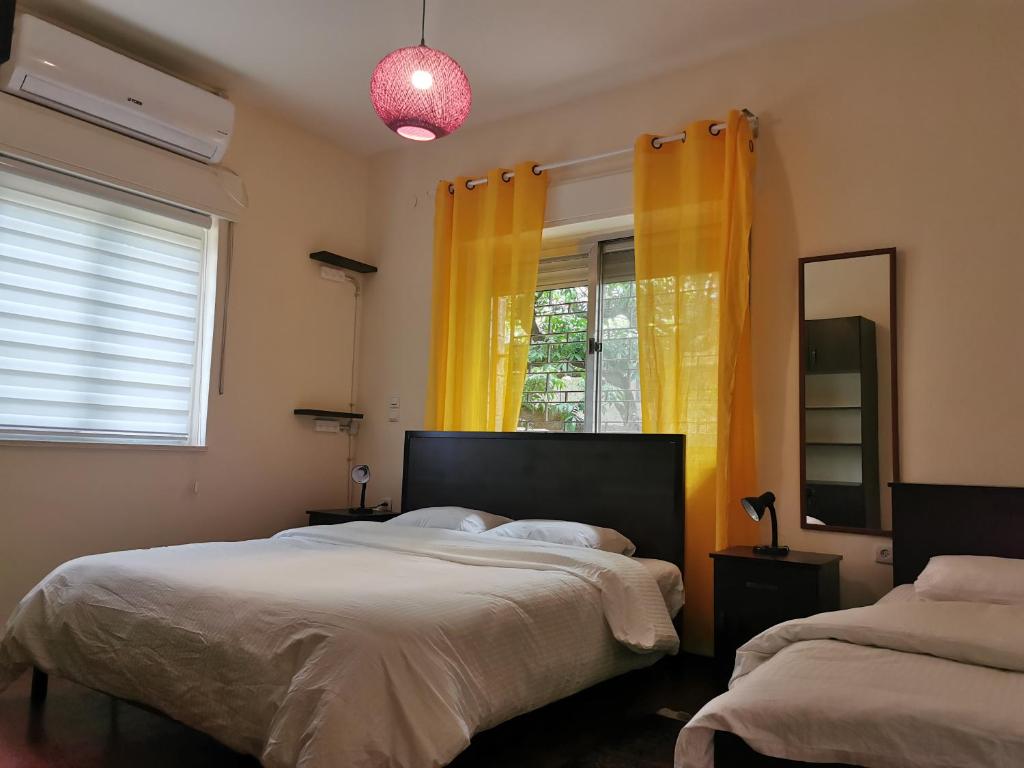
0,15,234,164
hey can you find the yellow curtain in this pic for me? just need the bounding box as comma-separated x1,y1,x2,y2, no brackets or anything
426,162,548,431
633,110,758,655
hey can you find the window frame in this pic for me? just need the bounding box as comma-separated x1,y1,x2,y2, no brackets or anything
0,156,221,449
520,229,636,434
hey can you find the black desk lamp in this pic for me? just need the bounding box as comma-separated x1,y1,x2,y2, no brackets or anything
742,491,790,557
352,464,371,513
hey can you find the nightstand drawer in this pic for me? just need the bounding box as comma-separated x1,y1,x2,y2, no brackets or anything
715,561,819,619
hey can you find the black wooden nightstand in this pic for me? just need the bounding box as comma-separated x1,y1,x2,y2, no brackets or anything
711,546,841,679
306,509,400,526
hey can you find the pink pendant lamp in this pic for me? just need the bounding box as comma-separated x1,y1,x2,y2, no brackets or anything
370,0,472,141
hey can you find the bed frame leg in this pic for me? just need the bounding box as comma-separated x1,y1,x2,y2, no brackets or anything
30,667,48,707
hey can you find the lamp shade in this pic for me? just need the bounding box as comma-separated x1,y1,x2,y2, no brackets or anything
741,491,776,522
370,45,472,141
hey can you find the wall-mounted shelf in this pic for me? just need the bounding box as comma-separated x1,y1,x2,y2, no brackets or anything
294,408,363,434
294,408,363,419
310,251,378,273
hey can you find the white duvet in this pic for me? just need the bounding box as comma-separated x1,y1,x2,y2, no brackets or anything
677,599,1024,768
0,522,678,768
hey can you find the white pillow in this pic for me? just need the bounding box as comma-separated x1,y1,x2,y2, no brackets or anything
915,555,1024,605
384,506,511,533
484,519,636,556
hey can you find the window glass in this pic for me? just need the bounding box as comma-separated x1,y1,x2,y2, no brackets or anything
597,243,641,432
520,285,589,432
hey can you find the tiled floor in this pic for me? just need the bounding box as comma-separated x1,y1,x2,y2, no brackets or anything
0,654,722,768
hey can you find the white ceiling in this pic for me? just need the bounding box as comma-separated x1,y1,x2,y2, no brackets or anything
20,0,903,155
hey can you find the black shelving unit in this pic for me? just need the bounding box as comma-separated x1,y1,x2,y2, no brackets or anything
803,316,880,529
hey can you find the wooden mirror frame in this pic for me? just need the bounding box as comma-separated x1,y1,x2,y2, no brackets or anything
799,248,900,537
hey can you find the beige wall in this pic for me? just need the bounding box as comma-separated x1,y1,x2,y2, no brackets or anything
0,101,369,620
355,0,1024,645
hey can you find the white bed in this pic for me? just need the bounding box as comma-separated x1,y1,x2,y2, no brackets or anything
0,522,681,768
677,581,1024,768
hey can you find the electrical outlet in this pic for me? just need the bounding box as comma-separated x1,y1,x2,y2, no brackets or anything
875,543,894,565
314,419,340,433
378,497,392,512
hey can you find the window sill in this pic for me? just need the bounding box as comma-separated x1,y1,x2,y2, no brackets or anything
0,439,208,453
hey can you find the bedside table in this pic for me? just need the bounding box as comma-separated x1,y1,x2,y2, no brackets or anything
711,546,841,679
306,509,400,526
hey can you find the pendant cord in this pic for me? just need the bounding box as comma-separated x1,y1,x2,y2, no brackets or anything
420,0,426,45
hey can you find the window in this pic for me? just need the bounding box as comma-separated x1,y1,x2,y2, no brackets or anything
519,236,641,433
0,160,218,446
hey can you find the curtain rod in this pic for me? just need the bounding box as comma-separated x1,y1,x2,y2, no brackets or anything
450,108,758,192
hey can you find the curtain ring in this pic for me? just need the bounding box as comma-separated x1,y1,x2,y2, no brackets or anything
531,164,542,176
501,171,512,182
465,179,475,190
651,137,662,149
447,183,455,194
709,124,722,136
748,140,754,153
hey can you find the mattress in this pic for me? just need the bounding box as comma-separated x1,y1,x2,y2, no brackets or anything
0,522,679,768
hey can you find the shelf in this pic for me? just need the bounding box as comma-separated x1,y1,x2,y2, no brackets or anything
294,408,364,420
805,405,862,410
805,370,863,376
806,441,861,447
310,251,378,273
807,480,863,487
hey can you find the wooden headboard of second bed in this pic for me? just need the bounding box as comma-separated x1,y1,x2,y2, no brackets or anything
893,482,1024,586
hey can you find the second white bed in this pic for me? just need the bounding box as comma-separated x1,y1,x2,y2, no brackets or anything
677,584,1024,768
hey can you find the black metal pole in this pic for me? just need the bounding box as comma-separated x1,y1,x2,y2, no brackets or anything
768,503,780,550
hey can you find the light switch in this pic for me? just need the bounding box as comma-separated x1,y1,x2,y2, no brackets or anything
388,394,400,422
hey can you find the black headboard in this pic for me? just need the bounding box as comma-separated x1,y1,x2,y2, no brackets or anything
401,431,685,570
1,1,14,66
893,482,1024,585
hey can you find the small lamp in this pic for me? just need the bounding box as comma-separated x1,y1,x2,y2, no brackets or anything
742,491,790,557
351,464,371,513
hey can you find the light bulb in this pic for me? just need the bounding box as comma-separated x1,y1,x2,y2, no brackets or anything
410,69,434,90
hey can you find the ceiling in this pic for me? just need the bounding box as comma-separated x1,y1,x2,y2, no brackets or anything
20,0,903,155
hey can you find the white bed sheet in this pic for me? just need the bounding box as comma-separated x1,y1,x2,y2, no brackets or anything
876,582,921,604
0,522,678,768
676,599,1024,768
635,557,685,617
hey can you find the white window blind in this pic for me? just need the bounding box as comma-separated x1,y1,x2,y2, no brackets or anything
535,252,590,291
0,160,217,445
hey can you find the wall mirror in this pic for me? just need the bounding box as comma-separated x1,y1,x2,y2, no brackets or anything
799,248,899,536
